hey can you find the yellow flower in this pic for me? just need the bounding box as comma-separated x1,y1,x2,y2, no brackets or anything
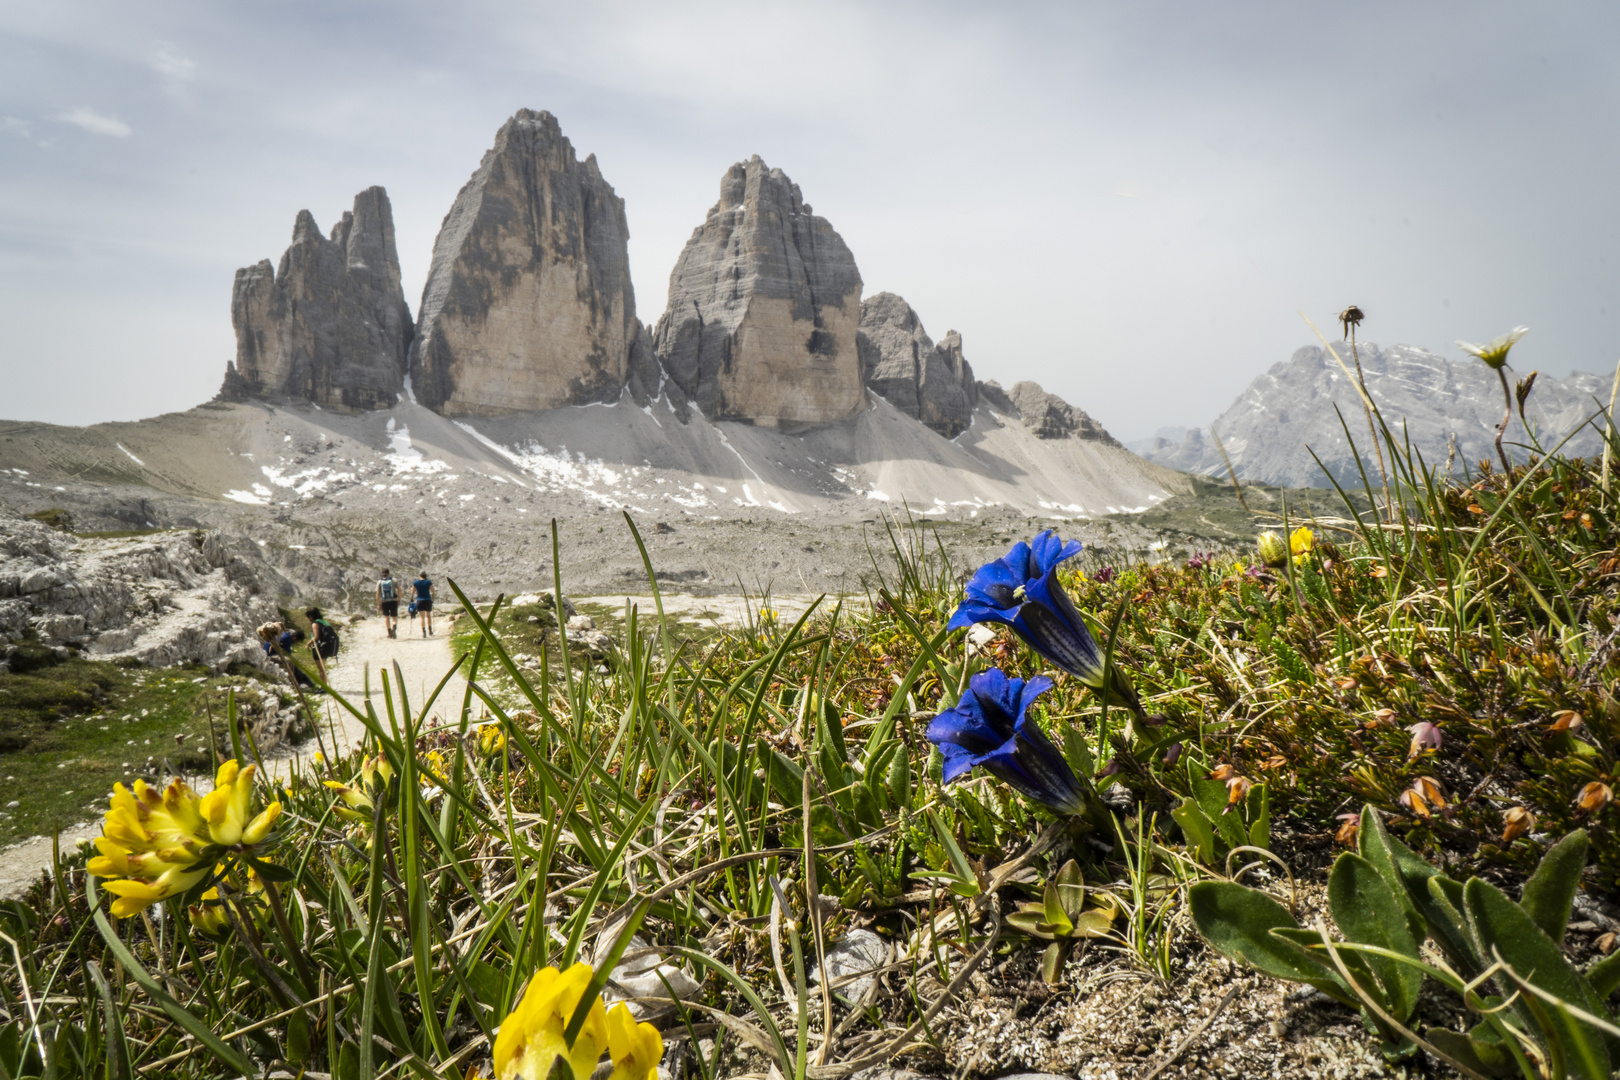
187,884,232,937
88,761,280,918
477,724,507,757
493,963,610,1080
323,755,393,824
605,1003,663,1080
1289,526,1315,564
1256,532,1288,568
1457,326,1528,371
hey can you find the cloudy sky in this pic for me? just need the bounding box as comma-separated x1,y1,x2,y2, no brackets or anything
2,2,1616,441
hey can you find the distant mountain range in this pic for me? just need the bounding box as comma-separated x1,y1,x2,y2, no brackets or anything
1130,341,1614,487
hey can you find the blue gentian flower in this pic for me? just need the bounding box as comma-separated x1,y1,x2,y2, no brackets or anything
948,530,1141,714
926,668,1087,816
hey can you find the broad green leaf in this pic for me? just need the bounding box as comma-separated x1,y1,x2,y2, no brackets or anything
1041,941,1068,985
1355,806,1430,948
1071,909,1118,938
1328,853,1424,1021
1055,859,1086,919
1464,877,1610,1076
1521,829,1588,945
1424,1030,1505,1078
1192,774,1247,851
1188,881,1330,988
1587,950,1620,1000
1172,797,1216,864
1006,909,1057,939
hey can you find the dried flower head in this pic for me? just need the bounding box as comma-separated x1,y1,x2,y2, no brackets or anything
1501,806,1536,842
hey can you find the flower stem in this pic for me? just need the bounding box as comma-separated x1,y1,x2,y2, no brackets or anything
1495,367,1514,477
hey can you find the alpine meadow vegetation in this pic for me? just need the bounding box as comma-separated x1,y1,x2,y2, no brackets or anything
5,331,1620,1078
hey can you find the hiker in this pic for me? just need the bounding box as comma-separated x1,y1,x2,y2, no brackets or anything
377,568,401,638
275,626,315,687
306,607,339,682
412,569,435,637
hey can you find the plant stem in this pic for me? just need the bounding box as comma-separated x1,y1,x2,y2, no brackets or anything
1495,367,1514,478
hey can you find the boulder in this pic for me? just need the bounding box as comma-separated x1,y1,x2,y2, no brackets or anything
652,156,865,427
223,186,412,411
857,293,979,437
409,109,639,416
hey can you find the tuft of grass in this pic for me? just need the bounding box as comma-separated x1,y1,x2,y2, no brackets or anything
0,652,289,845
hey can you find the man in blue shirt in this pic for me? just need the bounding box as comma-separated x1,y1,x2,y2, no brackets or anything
412,570,435,637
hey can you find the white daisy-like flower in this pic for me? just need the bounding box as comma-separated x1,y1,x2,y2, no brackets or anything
1457,326,1528,370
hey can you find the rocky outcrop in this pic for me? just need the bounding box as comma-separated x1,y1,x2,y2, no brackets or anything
653,156,865,427
410,109,639,416
0,509,292,672
223,186,412,411
979,380,1119,444
1133,342,1611,487
857,293,978,438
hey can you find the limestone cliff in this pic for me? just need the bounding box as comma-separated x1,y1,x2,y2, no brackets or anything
409,109,638,416
653,157,865,427
979,379,1120,444
223,186,412,411
857,292,978,437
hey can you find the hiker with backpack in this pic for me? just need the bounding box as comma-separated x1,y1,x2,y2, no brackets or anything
412,570,435,637
306,607,340,683
377,569,401,638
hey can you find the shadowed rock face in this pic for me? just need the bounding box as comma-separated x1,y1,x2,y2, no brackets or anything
653,156,865,427
223,186,412,411
857,292,978,438
409,109,639,416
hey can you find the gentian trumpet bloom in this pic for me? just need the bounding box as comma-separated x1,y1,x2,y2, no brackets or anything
926,668,1088,816
948,530,1141,714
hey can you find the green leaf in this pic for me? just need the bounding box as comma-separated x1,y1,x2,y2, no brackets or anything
850,781,883,830
1041,881,1074,936
1424,1029,1512,1078
1172,797,1216,865
88,885,255,1075
1521,829,1588,945
1355,806,1431,949
1054,859,1086,920
1328,853,1424,1021
1006,909,1057,939
1041,940,1073,985
1464,877,1611,1076
1587,950,1620,1000
1192,774,1247,851
1062,725,1094,778
1188,881,1334,990
886,749,911,809
1246,783,1271,850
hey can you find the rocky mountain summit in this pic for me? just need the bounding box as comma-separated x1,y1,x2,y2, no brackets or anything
409,109,643,416
0,508,292,671
857,293,978,438
653,156,866,427
222,186,413,411
1135,341,1611,487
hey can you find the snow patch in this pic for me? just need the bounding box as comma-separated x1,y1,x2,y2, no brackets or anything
115,443,145,467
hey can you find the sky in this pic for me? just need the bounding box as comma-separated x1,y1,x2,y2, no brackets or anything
3,2,1618,443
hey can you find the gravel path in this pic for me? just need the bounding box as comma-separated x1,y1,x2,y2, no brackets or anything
0,614,463,899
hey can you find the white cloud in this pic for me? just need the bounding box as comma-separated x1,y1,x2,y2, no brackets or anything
2,117,32,139
151,43,196,81
58,107,131,137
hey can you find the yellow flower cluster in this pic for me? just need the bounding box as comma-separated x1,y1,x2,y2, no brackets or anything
493,963,662,1080
1256,527,1316,569
186,862,267,937
477,723,507,757
88,760,280,918
323,755,394,824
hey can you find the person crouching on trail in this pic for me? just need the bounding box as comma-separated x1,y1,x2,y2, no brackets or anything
412,570,435,637
306,607,340,683
377,569,401,638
